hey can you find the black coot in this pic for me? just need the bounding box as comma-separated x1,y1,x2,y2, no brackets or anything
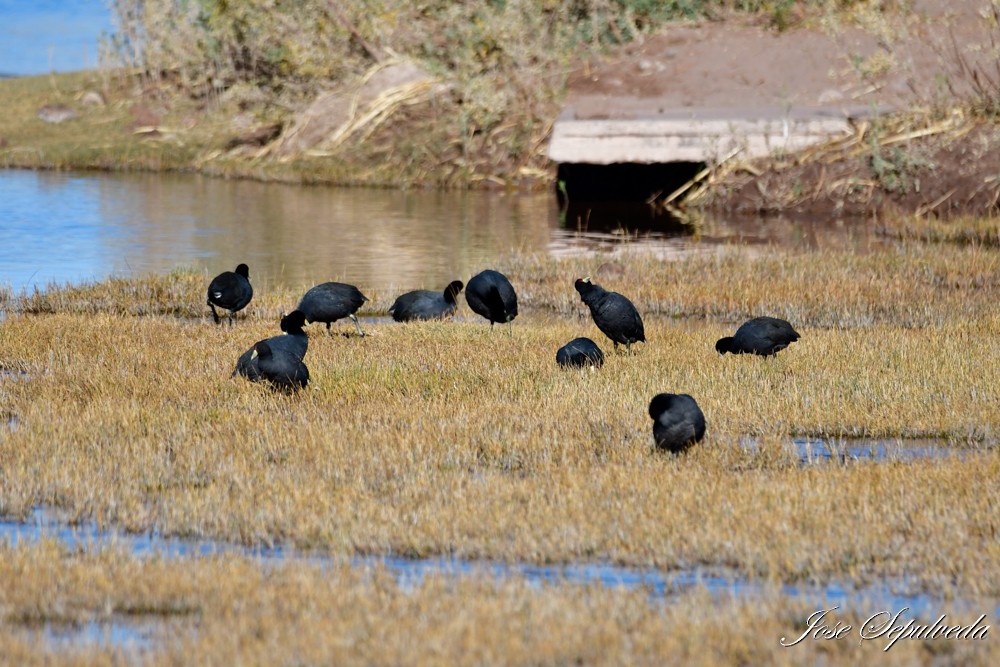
389,280,464,322
649,393,706,453
574,277,645,350
465,270,518,332
297,282,369,336
716,317,800,357
247,340,309,390
233,310,309,381
556,337,604,368
207,263,253,324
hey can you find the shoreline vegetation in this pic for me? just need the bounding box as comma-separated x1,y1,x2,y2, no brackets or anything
0,1,998,218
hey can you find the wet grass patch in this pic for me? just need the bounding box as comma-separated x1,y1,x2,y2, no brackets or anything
0,539,997,666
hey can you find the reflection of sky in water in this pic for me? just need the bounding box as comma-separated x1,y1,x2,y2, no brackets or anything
1,171,127,290
0,0,112,76
2,506,998,629
0,170,558,294
0,170,883,294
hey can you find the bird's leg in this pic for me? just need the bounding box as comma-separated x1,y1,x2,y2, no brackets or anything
507,320,513,336
326,322,332,336
209,303,221,325
228,311,235,327
350,313,365,337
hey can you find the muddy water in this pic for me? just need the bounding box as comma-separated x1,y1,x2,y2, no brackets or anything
0,170,885,294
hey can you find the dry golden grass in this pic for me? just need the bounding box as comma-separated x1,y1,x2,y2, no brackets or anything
877,215,1000,248
1,244,998,598
0,542,996,667
17,241,998,327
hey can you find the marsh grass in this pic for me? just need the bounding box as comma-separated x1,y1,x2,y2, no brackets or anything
1,542,997,666
877,215,1000,248
15,241,1000,326
0,245,998,601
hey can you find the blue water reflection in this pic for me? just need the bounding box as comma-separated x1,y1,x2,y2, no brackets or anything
3,507,996,624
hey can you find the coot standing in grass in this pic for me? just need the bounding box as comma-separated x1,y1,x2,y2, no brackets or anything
389,280,464,322
297,281,369,336
465,270,518,332
233,310,309,381
207,263,253,325
556,337,604,368
574,277,645,351
649,393,706,453
715,316,800,357
247,340,309,391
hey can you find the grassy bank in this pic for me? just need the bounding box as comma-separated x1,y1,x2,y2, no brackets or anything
0,72,213,174
1,245,998,595
0,1,908,190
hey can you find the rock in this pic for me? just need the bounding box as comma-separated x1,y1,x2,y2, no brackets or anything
129,103,161,130
273,60,447,159
595,261,625,279
132,127,162,139
818,88,844,104
37,105,77,123
80,91,106,107
225,123,282,150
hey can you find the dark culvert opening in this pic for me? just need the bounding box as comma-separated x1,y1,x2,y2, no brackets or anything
556,162,704,234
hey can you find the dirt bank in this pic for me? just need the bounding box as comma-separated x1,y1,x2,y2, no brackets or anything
564,1,1000,218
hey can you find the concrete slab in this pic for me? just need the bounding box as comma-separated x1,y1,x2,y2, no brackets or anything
549,104,885,164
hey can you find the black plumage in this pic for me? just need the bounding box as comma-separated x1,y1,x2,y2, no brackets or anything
207,263,253,325
715,317,800,357
574,277,645,350
649,393,706,453
389,280,464,322
233,310,309,381
556,337,604,368
297,281,369,336
247,340,309,390
465,270,518,332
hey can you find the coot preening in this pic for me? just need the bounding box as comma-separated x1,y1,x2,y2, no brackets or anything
389,280,464,322
649,393,705,453
574,277,645,351
465,270,518,333
715,317,800,357
207,263,253,325
247,340,309,390
233,310,309,381
297,281,369,336
556,337,604,369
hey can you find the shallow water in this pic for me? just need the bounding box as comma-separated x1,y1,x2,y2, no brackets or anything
792,438,968,464
735,436,971,465
30,617,164,654
3,506,997,650
0,170,885,294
